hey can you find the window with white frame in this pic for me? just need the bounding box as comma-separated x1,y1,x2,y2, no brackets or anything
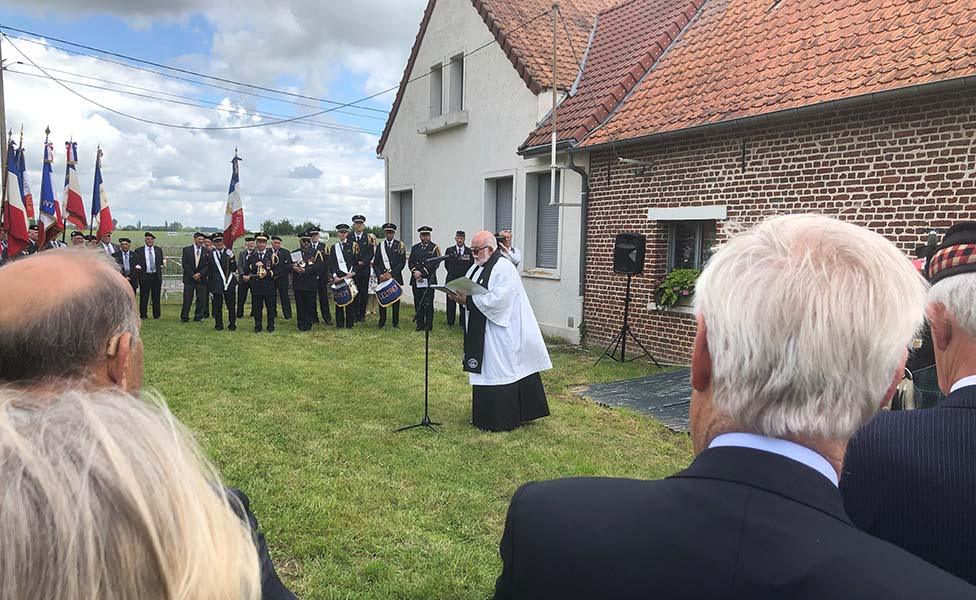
429,63,443,118
666,221,716,272
449,53,464,112
535,172,560,269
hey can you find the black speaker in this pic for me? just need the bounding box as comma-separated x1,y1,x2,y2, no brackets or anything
613,233,646,275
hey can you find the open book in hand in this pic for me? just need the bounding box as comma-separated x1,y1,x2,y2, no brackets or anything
434,277,488,296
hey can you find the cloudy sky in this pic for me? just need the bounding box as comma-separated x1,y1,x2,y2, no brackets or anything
0,0,428,230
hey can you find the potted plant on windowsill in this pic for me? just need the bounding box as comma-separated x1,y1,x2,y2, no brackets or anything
654,268,701,310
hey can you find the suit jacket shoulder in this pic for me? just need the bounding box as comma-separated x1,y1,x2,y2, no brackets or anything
496,449,975,600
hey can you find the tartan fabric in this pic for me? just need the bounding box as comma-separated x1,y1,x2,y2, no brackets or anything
928,243,976,283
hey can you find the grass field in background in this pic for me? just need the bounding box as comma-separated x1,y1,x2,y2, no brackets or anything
142,299,693,599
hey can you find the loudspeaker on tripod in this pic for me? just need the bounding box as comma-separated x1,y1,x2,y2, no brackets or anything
613,233,646,275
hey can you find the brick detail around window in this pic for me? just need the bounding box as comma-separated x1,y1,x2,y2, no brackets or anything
583,89,976,365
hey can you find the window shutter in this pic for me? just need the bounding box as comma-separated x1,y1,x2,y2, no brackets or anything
399,191,413,247
536,173,559,269
495,177,513,233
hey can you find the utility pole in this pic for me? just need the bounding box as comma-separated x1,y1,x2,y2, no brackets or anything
0,35,7,176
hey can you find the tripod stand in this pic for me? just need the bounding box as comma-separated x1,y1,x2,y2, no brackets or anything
395,279,441,432
596,273,661,366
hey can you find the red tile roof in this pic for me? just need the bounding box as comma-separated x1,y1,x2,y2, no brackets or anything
583,0,976,148
520,0,704,153
377,0,617,155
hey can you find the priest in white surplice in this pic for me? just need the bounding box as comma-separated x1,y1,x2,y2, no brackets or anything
449,230,551,431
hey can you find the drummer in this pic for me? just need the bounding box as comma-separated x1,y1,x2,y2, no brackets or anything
328,223,361,329
373,223,407,328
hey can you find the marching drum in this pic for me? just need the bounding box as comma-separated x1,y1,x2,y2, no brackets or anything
332,280,358,307
376,277,403,307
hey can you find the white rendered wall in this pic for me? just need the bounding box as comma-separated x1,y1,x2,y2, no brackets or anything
381,0,583,343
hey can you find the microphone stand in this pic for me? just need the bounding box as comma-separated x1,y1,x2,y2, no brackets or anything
395,260,441,433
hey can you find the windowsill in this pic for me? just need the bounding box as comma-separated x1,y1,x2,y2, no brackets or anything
418,111,468,135
646,301,695,316
522,268,560,280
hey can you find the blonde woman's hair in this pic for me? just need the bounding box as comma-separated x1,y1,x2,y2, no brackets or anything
694,214,926,440
0,387,260,600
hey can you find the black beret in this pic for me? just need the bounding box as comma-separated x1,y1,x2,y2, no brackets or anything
84,234,96,241
71,231,84,238
271,235,282,242
119,237,131,243
926,221,976,284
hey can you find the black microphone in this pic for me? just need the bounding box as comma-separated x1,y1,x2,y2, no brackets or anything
425,255,449,264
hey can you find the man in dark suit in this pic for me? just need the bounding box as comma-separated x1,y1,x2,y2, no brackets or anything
207,233,238,331
373,223,406,329
493,214,975,599
269,236,292,320
444,230,473,329
236,236,256,319
133,232,164,319
180,232,210,323
112,237,138,294
842,222,976,585
243,233,276,333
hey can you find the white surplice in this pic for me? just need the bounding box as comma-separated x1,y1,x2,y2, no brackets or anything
467,257,552,386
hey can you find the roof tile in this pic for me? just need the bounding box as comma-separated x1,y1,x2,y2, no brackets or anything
584,0,976,147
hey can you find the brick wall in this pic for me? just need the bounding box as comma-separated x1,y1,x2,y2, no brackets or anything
584,89,976,364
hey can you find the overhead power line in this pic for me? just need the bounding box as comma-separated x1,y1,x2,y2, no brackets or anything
5,68,382,135
0,24,389,114
0,8,553,132
10,61,388,122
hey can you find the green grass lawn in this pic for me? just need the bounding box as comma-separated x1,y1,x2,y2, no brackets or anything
142,299,693,599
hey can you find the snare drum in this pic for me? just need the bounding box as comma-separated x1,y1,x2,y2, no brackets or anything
375,277,402,307
332,280,358,307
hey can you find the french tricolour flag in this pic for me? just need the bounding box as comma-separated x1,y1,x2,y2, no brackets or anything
18,149,35,221
63,142,87,230
3,142,31,256
223,152,245,248
38,141,64,248
91,148,113,240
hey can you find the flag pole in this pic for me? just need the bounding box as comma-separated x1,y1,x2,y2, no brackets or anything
0,128,10,232
89,144,98,238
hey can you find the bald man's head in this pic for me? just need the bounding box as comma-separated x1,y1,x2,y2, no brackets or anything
471,230,497,266
0,251,143,392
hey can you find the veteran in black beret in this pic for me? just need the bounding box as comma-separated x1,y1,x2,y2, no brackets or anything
408,225,441,331
373,222,407,328
112,237,138,293
842,221,976,586
180,231,211,322
134,232,164,319
70,230,86,246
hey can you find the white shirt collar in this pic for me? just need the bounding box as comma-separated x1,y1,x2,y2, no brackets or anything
709,432,838,487
950,375,976,394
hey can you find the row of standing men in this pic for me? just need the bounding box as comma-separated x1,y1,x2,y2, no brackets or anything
110,217,480,333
